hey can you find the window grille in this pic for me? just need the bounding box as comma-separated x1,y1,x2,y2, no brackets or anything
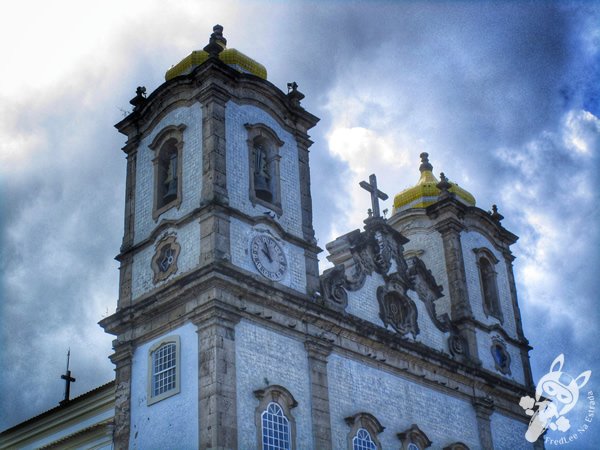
352,428,377,450
261,402,291,450
152,342,176,397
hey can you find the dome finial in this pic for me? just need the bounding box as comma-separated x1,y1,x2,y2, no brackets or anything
419,152,433,173
204,24,227,57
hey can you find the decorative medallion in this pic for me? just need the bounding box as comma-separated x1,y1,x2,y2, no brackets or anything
376,275,419,338
250,234,287,281
151,235,181,284
491,337,511,375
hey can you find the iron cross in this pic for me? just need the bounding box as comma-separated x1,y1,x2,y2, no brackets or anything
59,349,76,405
359,174,388,218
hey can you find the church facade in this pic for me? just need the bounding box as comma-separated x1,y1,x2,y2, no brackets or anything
1,26,540,450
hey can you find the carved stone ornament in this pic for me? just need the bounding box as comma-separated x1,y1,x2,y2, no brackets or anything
407,256,450,332
448,333,468,359
151,234,181,284
397,423,433,449
490,336,511,375
320,219,409,311
376,274,419,338
320,264,348,310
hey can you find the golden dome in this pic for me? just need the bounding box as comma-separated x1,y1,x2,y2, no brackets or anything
392,153,476,215
165,25,267,81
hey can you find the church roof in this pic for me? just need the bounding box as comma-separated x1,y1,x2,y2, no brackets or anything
392,153,476,214
165,25,267,81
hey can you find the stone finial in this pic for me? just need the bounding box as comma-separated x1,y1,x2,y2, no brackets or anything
436,172,453,200
287,82,305,107
203,24,227,57
489,204,504,222
129,86,147,110
419,152,433,173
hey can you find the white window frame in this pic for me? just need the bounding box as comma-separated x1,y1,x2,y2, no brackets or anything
147,335,181,405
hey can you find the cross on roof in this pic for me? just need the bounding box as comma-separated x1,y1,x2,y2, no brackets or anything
359,174,388,218
59,349,76,406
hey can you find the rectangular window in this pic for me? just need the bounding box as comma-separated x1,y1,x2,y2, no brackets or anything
147,335,180,405
152,343,176,396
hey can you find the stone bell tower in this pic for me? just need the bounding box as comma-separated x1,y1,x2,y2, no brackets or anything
100,25,320,449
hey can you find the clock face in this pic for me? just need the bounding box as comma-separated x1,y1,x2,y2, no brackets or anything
250,234,287,281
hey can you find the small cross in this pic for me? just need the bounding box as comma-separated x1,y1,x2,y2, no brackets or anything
359,174,388,218
59,349,76,406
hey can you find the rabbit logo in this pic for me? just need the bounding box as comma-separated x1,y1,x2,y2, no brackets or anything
520,354,592,442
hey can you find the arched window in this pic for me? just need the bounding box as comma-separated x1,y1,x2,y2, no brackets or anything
254,385,297,450
443,442,470,450
397,424,432,450
345,412,384,450
245,123,284,215
353,428,377,450
157,138,178,207
473,248,503,322
150,124,186,220
261,402,291,450
147,335,180,405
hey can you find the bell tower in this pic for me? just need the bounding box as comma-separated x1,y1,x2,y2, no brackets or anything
100,25,319,449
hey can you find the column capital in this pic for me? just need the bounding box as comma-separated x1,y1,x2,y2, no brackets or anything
192,305,241,332
473,395,495,419
434,217,465,235
304,339,333,362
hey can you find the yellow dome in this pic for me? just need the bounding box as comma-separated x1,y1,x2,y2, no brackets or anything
165,25,267,81
392,153,475,215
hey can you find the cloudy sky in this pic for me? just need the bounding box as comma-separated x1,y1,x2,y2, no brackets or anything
1,0,599,445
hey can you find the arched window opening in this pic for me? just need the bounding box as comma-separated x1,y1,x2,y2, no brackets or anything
157,138,179,208
345,412,384,450
150,124,185,220
254,385,297,450
261,402,291,450
473,247,503,323
246,123,284,214
397,424,432,450
253,137,273,203
479,257,501,320
353,428,377,450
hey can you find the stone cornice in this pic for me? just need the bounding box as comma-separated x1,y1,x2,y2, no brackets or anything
115,58,319,150
101,259,532,421
116,201,321,260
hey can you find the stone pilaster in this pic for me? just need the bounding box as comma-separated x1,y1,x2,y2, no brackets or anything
199,208,231,266
195,309,240,450
436,218,472,320
199,87,229,205
305,339,333,450
109,343,133,450
503,250,535,390
121,150,137,250
117,151,136,310
436,218,480,364
473,396,494,450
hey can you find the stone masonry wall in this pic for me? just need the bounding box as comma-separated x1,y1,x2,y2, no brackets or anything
133,103,203,245
328,353,480,449
129,323,198,450
225,101,303,239
235,319,313,450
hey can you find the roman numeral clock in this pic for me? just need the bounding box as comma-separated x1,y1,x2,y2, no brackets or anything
250,234,288,281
